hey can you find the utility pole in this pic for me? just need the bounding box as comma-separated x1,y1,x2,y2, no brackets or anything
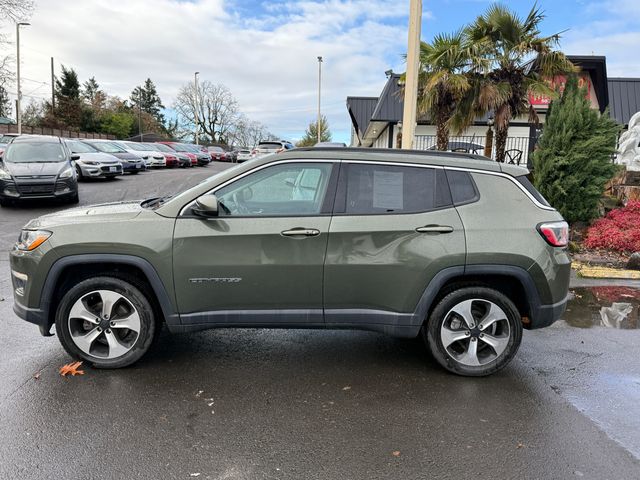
50,57,55,111
401,0,422,150
138,88,143,141
194,71,200,145
16,22,30,135
317,56,323,145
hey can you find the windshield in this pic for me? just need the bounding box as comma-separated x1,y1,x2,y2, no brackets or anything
258,142,283,150
153,143,174,153
124,142,148,152
89,142,125,153
67,140,98,153
5,142,66,163
143,143,161,151
1,135,16,143
208,147,224,153
171,144,193,153
180,144,201,153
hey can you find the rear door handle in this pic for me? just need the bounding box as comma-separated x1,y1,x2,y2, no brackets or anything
416,225,454,234
281,228,321,237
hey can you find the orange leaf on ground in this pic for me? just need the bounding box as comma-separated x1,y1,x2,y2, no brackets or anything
392,451,401,457
59,361,85,377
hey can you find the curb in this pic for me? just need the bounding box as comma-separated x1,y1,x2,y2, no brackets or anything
572,261,640,280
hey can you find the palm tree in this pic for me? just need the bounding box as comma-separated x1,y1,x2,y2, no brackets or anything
458,4,576,162
415,31,472,151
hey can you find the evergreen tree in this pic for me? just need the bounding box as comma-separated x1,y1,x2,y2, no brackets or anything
533,75,620,223
83,77,105,108
53,65,83,128
130,78,164,124
296,115,331,147
0,85,11,118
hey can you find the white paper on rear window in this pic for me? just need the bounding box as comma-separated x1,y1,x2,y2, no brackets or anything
373,170,403,210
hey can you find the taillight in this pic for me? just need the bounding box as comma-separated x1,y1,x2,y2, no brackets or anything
538,221,569,247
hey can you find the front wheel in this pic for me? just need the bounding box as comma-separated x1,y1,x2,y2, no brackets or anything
423,287,522,377
55,276,160,368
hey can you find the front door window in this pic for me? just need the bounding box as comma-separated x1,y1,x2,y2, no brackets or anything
215,162,333,216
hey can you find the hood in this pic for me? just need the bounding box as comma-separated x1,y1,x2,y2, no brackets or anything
4,161,70,177
77,152,121,164
24,201,144,229
111,152,141,161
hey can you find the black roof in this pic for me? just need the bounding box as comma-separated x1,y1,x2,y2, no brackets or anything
346,96,378,139
370,74,404,122
608,78,640,126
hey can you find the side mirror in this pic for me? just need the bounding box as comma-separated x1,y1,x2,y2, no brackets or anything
193,194,219,217
70,154,80,161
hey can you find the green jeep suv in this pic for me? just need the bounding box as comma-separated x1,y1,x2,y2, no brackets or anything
10,148,570,376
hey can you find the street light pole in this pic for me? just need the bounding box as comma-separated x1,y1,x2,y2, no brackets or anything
401,0,422,150
16,22,30,135
138,88,143,142
317,56,323,145
194,71,200,145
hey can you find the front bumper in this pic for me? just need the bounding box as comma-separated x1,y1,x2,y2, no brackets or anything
13,298,52,336
1,177,77,200
122,162,145,172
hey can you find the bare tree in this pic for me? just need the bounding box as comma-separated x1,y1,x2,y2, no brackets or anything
228,115,276,148
0,0,34,22
0,0,35,111
173,80,240,144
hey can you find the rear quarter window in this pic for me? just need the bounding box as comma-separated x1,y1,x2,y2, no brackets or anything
515,175,551,207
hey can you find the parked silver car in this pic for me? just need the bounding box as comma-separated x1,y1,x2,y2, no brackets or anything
64,139,123,180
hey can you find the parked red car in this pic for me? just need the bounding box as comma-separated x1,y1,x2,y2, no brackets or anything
207,146,228,161
156,142,198,166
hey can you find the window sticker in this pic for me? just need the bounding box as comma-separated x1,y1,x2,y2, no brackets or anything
373,170,403,210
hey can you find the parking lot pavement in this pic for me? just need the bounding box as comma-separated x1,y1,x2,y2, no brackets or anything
1,164,639,479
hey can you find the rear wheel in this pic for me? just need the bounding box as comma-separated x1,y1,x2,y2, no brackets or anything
55,276,160,368
423,287,522,377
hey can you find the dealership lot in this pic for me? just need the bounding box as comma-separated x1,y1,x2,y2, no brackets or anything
1,165,639,479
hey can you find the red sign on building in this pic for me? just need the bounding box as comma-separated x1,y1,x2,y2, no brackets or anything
529,73,592,107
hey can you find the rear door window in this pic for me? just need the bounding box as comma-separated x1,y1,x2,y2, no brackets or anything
336,163,451,215
445,170,479,205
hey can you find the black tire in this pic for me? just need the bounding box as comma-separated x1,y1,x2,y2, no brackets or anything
130,170,139,175
75,166,83,181
0,198,12,207
55,276,160,368
422,287,522,377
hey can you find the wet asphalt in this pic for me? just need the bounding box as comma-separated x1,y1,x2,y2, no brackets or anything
1,164,639,479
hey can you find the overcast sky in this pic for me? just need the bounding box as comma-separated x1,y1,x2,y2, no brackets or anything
1,0,638,143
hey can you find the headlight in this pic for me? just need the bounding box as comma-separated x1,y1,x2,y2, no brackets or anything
59,167,74,179
0,169,12,180
83,161,98,166
16,230,52,251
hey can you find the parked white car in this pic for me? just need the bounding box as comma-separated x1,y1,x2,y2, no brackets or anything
64,139,123,180
251,140,294,158
112,141,166,167
236,149,252,162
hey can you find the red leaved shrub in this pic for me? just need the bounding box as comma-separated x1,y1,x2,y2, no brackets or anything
584,201,640,253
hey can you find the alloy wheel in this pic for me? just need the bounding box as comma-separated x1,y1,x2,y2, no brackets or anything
440,298,511,367
67,289,141,359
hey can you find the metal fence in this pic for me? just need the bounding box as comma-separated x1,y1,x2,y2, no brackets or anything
414,135,537,168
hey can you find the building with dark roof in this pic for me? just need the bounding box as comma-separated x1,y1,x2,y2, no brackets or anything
347,56,640,152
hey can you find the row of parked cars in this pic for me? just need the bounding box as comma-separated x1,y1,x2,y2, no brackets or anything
0,134,252,206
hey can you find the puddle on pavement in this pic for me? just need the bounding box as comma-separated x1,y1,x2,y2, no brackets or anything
564,287,640,329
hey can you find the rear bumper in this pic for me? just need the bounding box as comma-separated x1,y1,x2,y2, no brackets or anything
530,294,568,329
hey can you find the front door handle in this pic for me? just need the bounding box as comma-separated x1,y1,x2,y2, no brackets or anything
416,225,454,234
281,228,321,237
